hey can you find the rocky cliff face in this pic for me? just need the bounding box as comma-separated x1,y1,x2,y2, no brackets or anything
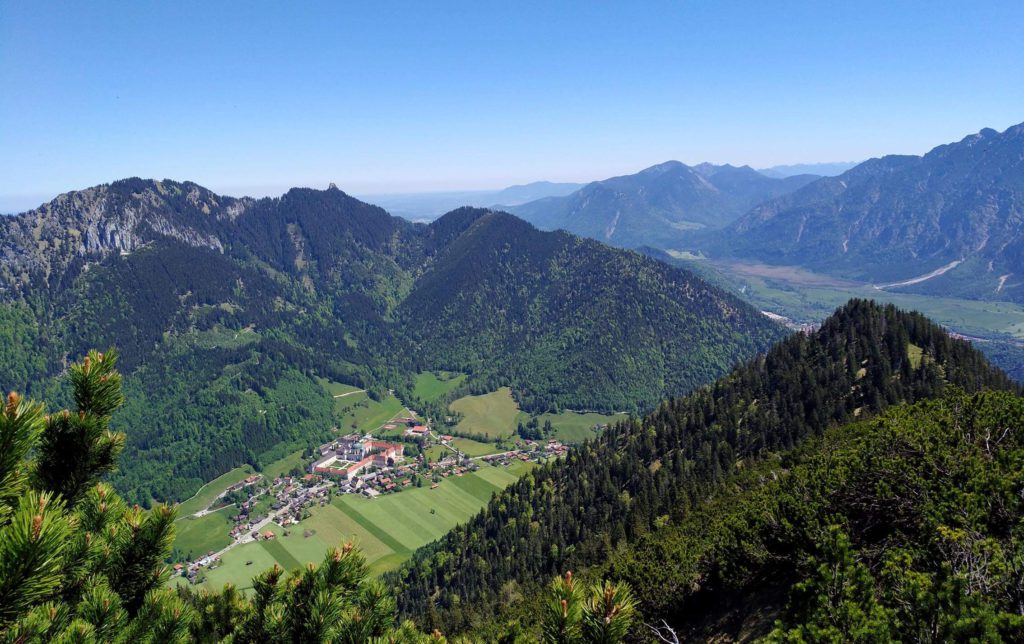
0,179,250,294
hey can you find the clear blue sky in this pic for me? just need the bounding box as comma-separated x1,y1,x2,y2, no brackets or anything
2,1,1023,211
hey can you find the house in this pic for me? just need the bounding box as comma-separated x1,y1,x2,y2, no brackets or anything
406,425,429,436
262,531,275,540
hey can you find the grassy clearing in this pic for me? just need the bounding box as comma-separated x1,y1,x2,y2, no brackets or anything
176,465,255,517
412,371,466,402
449,387,519,439
173,509,234,559
518,410,626,444
263,450,306,479
908,343,924,369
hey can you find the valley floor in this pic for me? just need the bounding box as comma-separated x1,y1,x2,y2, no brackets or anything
169,377,623,592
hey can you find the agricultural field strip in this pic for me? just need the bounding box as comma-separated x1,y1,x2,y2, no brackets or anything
331,499,410,554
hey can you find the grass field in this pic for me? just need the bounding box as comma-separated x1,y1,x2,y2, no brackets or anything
412,371,466,402
173,508,234,559
263,450,306,479
448,388,622,445
449,387,520,438
178,461,535,591
319,379,410,434
176,465,255,517
449,437,501,457
517,410,626,444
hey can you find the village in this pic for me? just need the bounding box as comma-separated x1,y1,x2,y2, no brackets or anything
175,415,571,584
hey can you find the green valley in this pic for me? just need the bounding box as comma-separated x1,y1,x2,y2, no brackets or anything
174,461,535,592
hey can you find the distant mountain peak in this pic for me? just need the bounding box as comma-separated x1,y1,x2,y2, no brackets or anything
639,160,687,175
509,161,820,248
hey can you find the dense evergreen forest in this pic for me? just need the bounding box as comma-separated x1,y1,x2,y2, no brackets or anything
387,300,1021,636
602,389,1024,641
0,180,783,503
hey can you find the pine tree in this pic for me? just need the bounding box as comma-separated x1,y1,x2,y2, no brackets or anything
541,571,637,643
0,349,191,640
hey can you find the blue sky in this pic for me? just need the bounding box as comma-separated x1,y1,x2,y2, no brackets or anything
2,1,1023,211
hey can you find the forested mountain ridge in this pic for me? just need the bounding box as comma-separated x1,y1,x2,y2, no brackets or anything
713,122,1024,302
388,300,1020,635
400,211,780,412
0,180,782,503
508,161,818,248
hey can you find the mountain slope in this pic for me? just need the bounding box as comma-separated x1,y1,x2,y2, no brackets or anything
509,161,818,248
0,180,782,502
400,210,782,412
389,300,1019,633
716,122,1024,302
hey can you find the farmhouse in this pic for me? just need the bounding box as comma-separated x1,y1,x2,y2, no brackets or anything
405,424,429,436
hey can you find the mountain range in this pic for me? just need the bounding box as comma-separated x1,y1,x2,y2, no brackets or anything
499,123,1024,308
508,161,819,248
708,122,1024,303
0,179,783,502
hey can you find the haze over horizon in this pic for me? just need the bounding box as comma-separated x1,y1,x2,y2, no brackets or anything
2,1,1023,212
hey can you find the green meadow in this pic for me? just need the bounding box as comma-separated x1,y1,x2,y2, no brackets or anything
175,465,255,517
447,387,622,445
172,508,234,560
319,378,412,434
448,387,520,438
412,371,466,402
519,410,627,443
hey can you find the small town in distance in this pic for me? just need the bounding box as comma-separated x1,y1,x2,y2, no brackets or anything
173,410,574,584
